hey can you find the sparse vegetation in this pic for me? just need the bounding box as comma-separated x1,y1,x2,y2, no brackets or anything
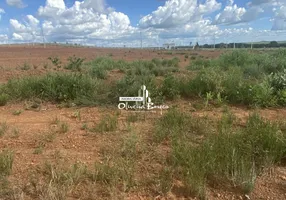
12,110,22,116
184,50,286,107
65,55,85,71
36,131,57,148
33,145,44,155
20,62,31,70
155,109,286,198
0,94,8,106
0,150,14,177
1,73,102,105
1,49,286,200
92,114,118,133
59,122,69,133
0,122,8,137
48,56,62,69
10,127,20,138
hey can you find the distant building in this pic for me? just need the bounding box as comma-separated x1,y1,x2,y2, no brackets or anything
163,43,176,49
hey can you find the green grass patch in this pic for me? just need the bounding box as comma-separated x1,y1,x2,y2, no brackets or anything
155,109,286,198
0,150,14,177
1,73,101,105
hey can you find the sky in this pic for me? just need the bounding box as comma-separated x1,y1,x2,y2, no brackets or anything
0,0,286,47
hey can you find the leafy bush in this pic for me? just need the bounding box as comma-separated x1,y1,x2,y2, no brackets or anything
184,50,286,107
128,58,179,77
242,64,264,79
188,59,212,70
0,94,8,106
65,55,85,71
277,90,286,106
48,56,62,69
218,50,253,68
189,67,226,96
160,74,180,100
268,69,286,92
250,80,277,107
88,57,129,79
2,73,100,105
20,62,31,70
90,66,108,79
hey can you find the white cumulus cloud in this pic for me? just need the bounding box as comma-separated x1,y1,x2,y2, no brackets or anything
12,33,24,40
0,34,8,42
10,15,41,41
272,5,286,30
139,0,221,28
6,0,286,46
6,0,26,8
37,0,135,42
214,0,263,25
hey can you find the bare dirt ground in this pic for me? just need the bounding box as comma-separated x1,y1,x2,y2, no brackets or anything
0,45,222,83
0,45,285,199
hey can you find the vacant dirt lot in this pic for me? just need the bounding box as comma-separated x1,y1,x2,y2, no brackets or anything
0,45,222,83
0,45,285,200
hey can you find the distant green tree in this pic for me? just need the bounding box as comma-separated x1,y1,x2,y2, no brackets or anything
269,41,279,48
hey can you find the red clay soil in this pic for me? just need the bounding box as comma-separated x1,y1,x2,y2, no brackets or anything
0,46,285,199
0,101,286,199
0,45,223,83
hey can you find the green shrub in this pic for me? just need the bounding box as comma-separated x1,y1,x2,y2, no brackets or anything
277,90,286,106
0,94,8,106
188,59,212,70
127,58,179,77
162,57,179,68
88,57,129,79
268,69,286,92
0,150,14,177
219,50,252,68
3,73,100,105
242,64,264,79
90,66,108,79
48,56,62,69
184,52,286,107
189,67,226,96
160,74,180,100
20,62,31,70
250,80,277,107
65,55,85,71
151,58,161,66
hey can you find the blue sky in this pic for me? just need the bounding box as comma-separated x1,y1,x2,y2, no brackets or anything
0,0,286,47
0,0,166,27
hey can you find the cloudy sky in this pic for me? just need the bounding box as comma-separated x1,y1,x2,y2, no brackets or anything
0,0,286,47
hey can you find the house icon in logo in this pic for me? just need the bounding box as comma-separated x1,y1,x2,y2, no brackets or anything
137,85,152,107
118,85,168,112
118,85,153,110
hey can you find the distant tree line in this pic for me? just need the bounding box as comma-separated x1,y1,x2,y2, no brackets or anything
176,41,286,49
